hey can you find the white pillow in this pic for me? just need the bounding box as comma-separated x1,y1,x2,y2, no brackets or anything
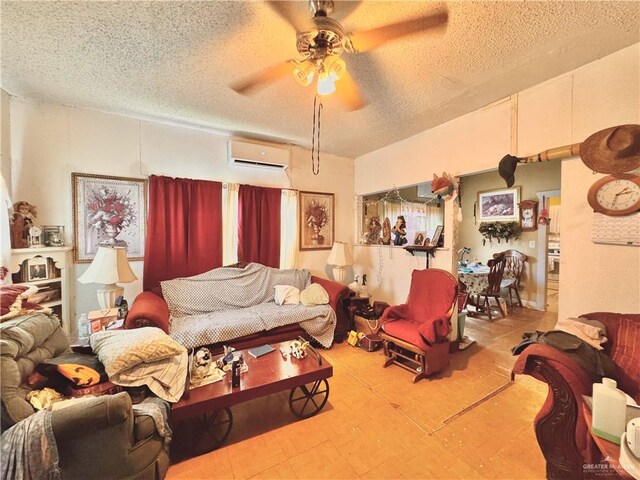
274,285,300,305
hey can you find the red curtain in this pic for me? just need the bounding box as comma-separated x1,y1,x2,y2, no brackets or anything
238,185,281,268
143,175,222,290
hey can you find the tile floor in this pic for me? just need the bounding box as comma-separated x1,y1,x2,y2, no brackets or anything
167,307,557,479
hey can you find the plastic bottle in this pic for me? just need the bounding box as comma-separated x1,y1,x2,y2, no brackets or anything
77,313,90,342
592,377,627,445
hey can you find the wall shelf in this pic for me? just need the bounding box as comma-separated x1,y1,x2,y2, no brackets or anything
403,245,437,268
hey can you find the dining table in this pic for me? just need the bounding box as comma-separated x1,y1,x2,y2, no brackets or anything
457,263,514,296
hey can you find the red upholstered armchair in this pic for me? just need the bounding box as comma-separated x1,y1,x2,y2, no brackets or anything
512,312,640,480
378,269,458,382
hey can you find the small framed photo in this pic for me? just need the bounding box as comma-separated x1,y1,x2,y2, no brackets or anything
26,257,49,281
430,226,444,247
413,232,426,245
43,225,65,247
478,187,520,221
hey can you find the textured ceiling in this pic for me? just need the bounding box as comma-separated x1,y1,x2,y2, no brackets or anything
1,1,639,158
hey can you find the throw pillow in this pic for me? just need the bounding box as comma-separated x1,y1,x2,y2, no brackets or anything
37,352,107,387
274,285,300,305
300,283,329,307
610,317,640,394
90,327,186,377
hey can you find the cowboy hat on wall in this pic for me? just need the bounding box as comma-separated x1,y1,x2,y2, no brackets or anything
498,124,640,187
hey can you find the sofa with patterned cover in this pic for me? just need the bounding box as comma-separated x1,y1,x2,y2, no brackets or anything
126,263,350,352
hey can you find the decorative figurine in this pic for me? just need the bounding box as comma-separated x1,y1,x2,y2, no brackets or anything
191,347,213,379
382,217,392,245
10,201,37,248
392,216,408,246
431,172,457,200
366,216,382,244
288,339,309,359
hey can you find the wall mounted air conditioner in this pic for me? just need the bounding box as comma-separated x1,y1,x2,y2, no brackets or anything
228,139,289,171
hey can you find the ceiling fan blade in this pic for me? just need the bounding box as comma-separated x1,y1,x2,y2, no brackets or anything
348,11,448,52
231,61,294,96
336,71,366,111
266,1,313,33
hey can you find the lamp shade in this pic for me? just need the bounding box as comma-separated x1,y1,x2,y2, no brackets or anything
326,241,353,266
78,246,138,285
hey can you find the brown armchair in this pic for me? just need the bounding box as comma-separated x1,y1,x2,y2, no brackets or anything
1,313,169,479
378,269,458,382
512,312,640,480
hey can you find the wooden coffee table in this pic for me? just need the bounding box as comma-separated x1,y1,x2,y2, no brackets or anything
171,341,333,454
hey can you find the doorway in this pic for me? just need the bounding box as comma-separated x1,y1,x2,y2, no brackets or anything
535,189,561,312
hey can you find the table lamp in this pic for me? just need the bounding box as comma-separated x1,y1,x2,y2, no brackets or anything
326,241,353,284
78,246,138,308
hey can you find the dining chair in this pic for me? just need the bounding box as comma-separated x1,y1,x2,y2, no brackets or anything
471,253,507,320
494,249,527,307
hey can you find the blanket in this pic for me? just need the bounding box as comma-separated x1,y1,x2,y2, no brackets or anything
1,409,60,480
171,302,336,349
91,328,188,402
161,263,310,318
162,263,336,348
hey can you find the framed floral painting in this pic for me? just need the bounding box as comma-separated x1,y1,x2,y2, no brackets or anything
72,173,147,263
299,191,335,251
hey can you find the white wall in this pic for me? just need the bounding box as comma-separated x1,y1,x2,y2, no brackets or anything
8,100,354,318
354,43,640,319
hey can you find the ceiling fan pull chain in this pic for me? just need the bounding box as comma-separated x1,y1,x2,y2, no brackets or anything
311,95,323,176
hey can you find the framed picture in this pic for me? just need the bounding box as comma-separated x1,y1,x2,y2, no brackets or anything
413,232,426,245
478,187,520,221
430,226,444,247
72,173,147,263
299,191,335,251
26,257,49,282
43,225,65,247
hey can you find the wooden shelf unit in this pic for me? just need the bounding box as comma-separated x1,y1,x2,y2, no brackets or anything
10,247,73,334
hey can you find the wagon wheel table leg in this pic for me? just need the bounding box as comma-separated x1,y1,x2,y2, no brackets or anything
289,379,330,419
190,407,233,454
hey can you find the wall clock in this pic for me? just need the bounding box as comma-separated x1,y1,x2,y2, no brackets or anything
587,173,640,216
518,200,538,232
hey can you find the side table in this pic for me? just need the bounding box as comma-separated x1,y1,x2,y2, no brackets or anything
582,396,637,480
342,293,372,333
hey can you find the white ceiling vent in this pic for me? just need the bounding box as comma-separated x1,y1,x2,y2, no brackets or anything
228,139,289,171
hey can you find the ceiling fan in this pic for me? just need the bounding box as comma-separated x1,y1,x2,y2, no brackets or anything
231,0,448,111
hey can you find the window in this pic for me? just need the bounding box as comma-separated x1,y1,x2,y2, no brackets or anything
359,182,444,245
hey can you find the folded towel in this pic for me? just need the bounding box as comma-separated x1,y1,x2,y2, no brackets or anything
554,317,607,350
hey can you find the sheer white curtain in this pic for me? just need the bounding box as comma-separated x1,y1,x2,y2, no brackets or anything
280,189,298,269
1,176,12,284
378,201,401,225
222,183,239,266
399,202,444,241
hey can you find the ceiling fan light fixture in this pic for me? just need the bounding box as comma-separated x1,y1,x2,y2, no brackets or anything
292,59,316,87
317,70,336,96
323,54,346,80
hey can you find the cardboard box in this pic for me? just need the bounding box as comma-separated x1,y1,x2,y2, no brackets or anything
88,308,118,333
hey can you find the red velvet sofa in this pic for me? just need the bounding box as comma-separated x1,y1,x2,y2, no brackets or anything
512,312,640,480
126,275,350,351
